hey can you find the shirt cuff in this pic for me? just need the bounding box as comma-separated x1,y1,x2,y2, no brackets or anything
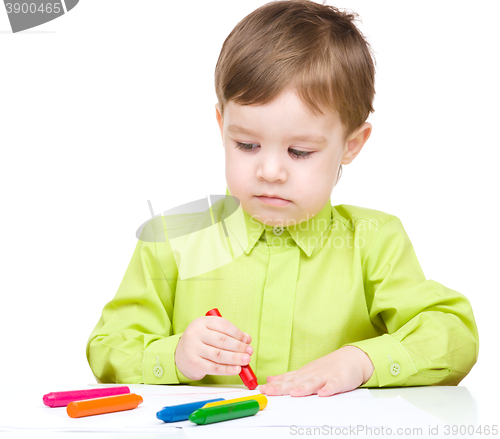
175,364,195,384
343,334,418,387
361,366,379,387
143,333,187,384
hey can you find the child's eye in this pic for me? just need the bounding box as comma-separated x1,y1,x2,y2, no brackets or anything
289,149,313,159
235,142,259,152
234,142,313,159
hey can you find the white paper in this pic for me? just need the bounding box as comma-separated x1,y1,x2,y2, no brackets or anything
0,383,451,434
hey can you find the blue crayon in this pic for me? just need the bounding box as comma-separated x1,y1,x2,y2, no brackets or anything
156,398,225,423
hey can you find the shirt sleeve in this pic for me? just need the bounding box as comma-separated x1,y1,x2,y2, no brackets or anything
86,217,195,385
343,217,479,388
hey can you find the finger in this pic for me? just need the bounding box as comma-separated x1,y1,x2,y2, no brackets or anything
202,322,250,355
260,383,286,396
266,375,280,382
289,375,326,397
204,317,250,347
266,371,294,383
185,358,241,380
201,344,251,368
263,377,303,396
317,377,350,397
204,359,242,376
260,376,295,395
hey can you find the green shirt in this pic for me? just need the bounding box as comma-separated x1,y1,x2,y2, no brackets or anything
86,188,478,388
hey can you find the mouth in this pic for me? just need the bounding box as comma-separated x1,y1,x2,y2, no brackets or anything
256,194,290,201
255,195,292,206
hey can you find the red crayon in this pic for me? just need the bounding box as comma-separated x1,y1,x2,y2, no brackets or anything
206,308,258,390
43,386,131,408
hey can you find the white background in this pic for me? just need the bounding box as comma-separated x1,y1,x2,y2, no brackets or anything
1,0,498,426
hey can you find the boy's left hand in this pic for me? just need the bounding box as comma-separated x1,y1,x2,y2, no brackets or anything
259,346,374,397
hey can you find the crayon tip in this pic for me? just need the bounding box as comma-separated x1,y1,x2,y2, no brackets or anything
156,408,172,422
43,394,53,407
246,379,258,390
189,409,206,425
67,403,78,418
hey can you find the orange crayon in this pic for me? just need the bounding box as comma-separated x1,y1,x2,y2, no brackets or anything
67,393,143,418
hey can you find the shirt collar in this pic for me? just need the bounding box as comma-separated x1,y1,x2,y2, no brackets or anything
223,186,333,257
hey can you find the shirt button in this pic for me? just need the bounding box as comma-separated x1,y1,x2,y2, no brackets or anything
389,363,401,376
272,226,284,236
153,365,164,378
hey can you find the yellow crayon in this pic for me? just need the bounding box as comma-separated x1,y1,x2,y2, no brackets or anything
202,394,267,411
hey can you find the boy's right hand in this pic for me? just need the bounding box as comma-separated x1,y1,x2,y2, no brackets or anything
174,316,253,381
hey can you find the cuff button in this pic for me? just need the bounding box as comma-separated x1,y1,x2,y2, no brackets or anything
153,365,164,378
389,363,401,376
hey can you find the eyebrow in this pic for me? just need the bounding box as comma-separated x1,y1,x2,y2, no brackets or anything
227,124,328,144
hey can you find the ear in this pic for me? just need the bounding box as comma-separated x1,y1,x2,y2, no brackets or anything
341,122,372,165
215,103,224,140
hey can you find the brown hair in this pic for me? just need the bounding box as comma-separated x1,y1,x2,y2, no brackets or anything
214,0,376,181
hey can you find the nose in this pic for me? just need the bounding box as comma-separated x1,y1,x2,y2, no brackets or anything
256,150,287,183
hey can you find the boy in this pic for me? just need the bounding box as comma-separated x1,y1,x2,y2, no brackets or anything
86,0,478,397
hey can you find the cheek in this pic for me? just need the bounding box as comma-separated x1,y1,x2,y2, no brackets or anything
226,151,246,176
294,160,335,200
225,151,251,192
310,153,338,181
296,162,326,187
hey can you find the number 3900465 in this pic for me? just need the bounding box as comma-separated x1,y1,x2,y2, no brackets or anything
5,3,61,13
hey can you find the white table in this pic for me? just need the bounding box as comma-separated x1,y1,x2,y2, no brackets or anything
0,383,490,439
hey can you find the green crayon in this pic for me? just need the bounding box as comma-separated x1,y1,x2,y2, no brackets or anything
189,399,260,425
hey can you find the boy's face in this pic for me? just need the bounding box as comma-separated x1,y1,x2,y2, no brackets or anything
216,87,371,227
